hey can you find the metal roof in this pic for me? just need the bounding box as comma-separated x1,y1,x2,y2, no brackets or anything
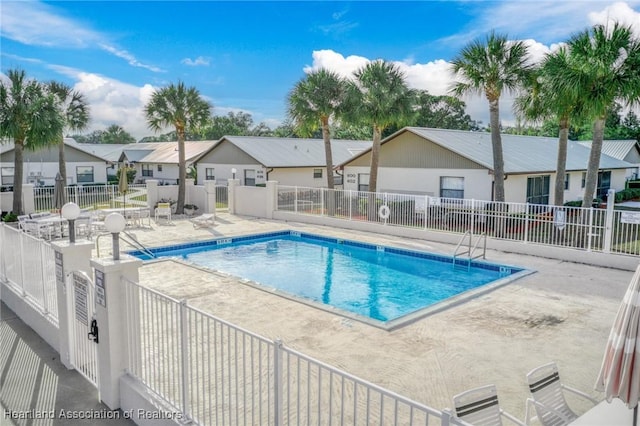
578,140,639,162
381,127,633,173
1,138,110,162
120,141,217,164
211,136,372,168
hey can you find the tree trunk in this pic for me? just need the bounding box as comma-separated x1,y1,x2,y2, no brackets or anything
582,118,605,208
368,125,382,194
488,99,505,202
13,140,25,214
322,117,334,190
176,129,186,214
58,135,67,185
554,118,570,206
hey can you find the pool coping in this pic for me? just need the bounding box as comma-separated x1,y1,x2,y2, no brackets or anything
130,230,536,331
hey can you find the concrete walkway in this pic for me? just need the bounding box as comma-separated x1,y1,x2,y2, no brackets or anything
0,302,134,426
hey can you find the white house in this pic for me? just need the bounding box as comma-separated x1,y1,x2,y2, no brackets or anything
193,136,371,187
578,139,640,180
337,127,634,204
0,138,111,186
119,141,216,184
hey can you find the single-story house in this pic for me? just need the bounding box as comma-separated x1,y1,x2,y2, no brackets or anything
119,141,216,184
193,136,371,187
66,140,130,178
0,138,112,186
578,139,640,179
337,127,635,204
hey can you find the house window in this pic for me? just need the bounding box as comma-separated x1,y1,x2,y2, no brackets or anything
597,171,612,199
205,168,215,181
564,173,570,190
245,169,256,186
1,167,14,185
440,176,464,199
582,172,587,188
76,166,94,183
358,174,369,192
313,168,323,179
142,164,153,177
157,164,163,172
527,175,550,205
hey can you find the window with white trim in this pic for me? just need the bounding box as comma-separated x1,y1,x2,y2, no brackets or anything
205,168,215,180
313,168,323,179
440,176,464,199
142,164,153,177
76,166,94,183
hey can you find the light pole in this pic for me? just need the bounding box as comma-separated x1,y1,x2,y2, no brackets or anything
231,168,237,180
104,213,126,260
61,202,81,243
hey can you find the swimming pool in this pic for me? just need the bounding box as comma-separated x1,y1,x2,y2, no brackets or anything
131,231,531,329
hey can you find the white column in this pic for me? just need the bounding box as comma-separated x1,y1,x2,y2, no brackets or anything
51,240,94,369
228,179,239,214
603,188,616,253
90,255,143,409
265,181,278,220
204,180,217,214
22,183,35,214
146,179,159,210
185,178,195,205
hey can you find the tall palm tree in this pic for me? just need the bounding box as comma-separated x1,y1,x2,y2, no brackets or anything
0,69,64,214
343,60,414,194
145,81,211,214
450,31,532,202
48,81,90,184
103,124,136,144
557,23,640,207
515,48,584,206
287,69,347,189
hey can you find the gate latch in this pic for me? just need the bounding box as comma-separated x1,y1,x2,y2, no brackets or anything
88,318,99,344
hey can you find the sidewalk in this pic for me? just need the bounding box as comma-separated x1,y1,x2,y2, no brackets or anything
0,301,134,426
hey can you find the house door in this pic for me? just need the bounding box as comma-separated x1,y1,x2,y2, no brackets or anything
597,171,612,200
69,271,99,388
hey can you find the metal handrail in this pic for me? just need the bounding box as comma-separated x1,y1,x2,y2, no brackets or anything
453,230,487,270
95,231,155,259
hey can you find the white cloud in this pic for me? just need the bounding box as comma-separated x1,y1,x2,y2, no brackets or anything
48,65,157,140
181,56,211,67
303,50,370,77
2,1,162,73
588,1,640,35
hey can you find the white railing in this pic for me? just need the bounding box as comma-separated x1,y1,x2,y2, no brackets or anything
33,184,148,212
276,186,618,255
123,277,466,426
0,223,58,325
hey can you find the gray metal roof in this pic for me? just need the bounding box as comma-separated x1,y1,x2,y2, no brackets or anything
1,138,110,162
578,140,639,162
212,136,372,168
120,141,217,164
400,127,633,173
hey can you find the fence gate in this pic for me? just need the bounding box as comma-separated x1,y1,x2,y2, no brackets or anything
69,270,99,387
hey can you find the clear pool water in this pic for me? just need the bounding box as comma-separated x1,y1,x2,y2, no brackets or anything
131,231,528,327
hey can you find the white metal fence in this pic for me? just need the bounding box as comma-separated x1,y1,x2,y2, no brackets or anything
33,184,148,212
123,277,465,426
216,185,229,210
276,186,638,255
0,223,58,325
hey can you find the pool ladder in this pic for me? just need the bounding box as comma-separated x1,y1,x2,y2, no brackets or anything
452,230,487,271
96,230,156,259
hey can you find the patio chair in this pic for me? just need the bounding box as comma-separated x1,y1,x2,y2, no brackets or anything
524,362,597,426
154,202,172,225
452,384,525,426
190,213,215,229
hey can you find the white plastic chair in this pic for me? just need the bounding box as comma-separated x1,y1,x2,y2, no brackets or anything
453,384,525,426
154,202,172,224
525,362,597,426
190,213,215,229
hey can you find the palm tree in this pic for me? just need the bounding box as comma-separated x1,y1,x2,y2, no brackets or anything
48,81,90,184
287,69,347,190
450,31,532,202
0,69,64,214
557,23,640,207
515,48,584,206
343,60,414,194
145,81,211,214
103,124,136,144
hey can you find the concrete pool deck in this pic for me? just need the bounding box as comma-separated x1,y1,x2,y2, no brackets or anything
107,212,635,421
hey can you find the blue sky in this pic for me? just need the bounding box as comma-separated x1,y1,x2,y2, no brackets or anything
2,1,640,139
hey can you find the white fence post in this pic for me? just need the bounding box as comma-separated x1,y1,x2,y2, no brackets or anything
273,339,283,426
603,188,616,253
294,187,298,213
266,181,277,219
180,299,191,421
51,240,94,369
204,179,217,214
524,203,530,244
228,179,239,214
90,254,143,409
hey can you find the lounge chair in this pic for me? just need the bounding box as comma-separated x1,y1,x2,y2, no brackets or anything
190,213,215,229
154,202,172,225
524,362,597,426
452,384,525,425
